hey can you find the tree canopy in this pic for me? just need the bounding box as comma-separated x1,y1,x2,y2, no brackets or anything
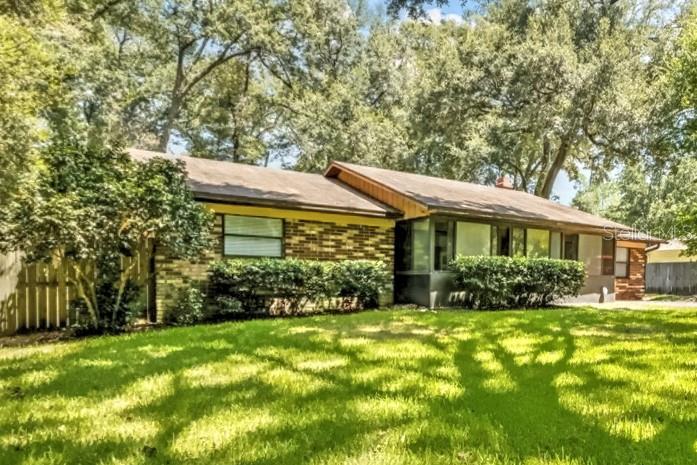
2,0,697,250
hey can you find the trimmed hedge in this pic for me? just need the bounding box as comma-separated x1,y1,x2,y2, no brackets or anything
448,256,586,309
209,258,390,315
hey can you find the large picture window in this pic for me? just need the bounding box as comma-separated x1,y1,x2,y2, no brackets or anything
511,227,525,257
395,219,430,272
223,215,283,257
456,222,491,257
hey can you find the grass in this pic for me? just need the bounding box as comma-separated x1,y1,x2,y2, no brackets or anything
644,293,695,302
2,307,697,465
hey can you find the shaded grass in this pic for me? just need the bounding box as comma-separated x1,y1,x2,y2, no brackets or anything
2,307,697,464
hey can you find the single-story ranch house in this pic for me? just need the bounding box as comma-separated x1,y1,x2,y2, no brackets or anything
130,149,659,318
0,149,661,334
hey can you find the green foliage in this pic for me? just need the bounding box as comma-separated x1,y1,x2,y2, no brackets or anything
0,9,65,199
328,260,391,309
209,258,390,315
449,256,586,309
70,279,143,334
0,136,212,330
165,286,206,326
2,0,678,204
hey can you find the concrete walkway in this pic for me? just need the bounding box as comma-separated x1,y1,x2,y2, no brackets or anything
562,299,697,310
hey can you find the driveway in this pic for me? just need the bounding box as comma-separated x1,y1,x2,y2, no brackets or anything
563,299,697,310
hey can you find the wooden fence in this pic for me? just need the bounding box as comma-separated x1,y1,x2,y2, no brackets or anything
646,262,697,295
0,249,154,336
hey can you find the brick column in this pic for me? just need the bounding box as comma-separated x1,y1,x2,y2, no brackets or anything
615,248,646,300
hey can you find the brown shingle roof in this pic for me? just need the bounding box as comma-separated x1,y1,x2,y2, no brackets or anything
129,149,398,218
327,161,647,235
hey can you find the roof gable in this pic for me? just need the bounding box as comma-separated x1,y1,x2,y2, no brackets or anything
326,161,641,234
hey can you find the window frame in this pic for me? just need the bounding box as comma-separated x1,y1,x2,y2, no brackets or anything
615,246,629,278
221,214,285,258
434,220,455,271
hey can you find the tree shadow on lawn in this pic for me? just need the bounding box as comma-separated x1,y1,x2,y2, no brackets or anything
1,309,697,464
448,310,697,465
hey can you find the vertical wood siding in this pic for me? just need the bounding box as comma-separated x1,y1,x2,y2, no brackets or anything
0,247,153,336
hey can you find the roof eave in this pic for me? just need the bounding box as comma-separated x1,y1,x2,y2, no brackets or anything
193,192,401,219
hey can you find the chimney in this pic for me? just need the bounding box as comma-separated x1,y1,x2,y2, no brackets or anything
495,175,513,189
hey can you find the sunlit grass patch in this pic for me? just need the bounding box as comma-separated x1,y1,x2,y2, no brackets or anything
170,406,278,458
2,307,697,464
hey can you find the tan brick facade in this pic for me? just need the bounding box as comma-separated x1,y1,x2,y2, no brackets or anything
153,216,223,321
615,248,646,300
154,207,395,321
284,219,394,265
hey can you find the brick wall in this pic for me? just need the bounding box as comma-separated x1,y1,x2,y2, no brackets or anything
153,216,223,321
615,248,646,300
284,219,394,265
154,212,395,321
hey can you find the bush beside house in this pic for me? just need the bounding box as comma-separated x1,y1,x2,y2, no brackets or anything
448,256,586,309
208,258,390,317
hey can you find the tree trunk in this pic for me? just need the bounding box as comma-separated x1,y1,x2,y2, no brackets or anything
536,138,570,199
158,98,180,152
158,46,186,152
72,264,99,327
112,260,137,326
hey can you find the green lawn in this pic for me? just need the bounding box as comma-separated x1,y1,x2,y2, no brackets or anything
2,308,697,465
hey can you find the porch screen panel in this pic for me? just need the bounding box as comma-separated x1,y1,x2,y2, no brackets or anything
511,227,525,257
412,219,430,271
456,222,491,257
223,215,283,257
550,232,562,259
526,229,550,258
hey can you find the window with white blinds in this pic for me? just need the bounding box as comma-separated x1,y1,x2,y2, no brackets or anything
223,215,283,257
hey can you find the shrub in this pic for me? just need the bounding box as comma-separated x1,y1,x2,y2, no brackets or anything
448,256,585,309
328,260,391,309
208,258,390,315
209,258,329,314
165,285,206,325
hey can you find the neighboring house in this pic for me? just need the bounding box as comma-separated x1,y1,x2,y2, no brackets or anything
0,149,660,334
646,240,697,295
